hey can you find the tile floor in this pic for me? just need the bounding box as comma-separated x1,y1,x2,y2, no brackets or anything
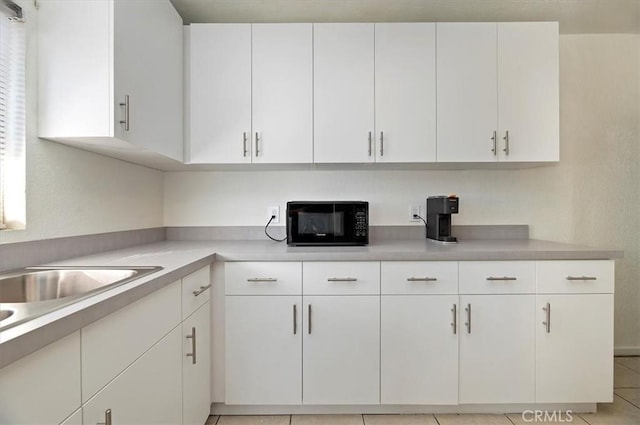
206,356,640,425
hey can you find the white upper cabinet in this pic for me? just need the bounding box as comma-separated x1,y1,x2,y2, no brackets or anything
189,23,313,164
437,22,559,163
252,24,313,163
436,23,499,162
38,0,184,168
189,24,252,164
314,23,375,163
375,23,437,163
497,22,559,162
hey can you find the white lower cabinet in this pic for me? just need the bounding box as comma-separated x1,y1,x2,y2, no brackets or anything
82,327,183,425
0,332,81,425
536,294,614,403
303,295,380,404
459,295,536,404
225,295,302,404
381,295,458,404
183,301,212,425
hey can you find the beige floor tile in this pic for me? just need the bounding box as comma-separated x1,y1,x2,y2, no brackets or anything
507,412,588,424
616,357,640,373
217,416,291,425
291,414,363,425
579,395,640,425
615,363,640,388
434,414,512,425
363,414,438,425
205,416,220,425
615,388,640,408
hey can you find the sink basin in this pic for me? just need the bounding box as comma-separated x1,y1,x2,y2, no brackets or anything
0,266,162,331
0,309,14,321
1,268,142,303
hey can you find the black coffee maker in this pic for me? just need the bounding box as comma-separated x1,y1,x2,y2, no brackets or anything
426,195,459,243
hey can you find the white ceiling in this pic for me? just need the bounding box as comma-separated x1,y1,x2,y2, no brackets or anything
170,0,640,34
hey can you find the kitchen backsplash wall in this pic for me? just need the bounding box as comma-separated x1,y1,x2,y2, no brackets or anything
164,34,640,352
0,2,165,245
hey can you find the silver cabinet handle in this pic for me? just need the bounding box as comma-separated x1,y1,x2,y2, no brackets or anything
255,132,260,157
119,95,130,131
308,304,312,334
97,408,112,425
380,131,384,156
503,130,510,156
327,277,357,282
451,304,457,334
542,303,551,333
247,278,278,282
192,284,211,297
293,304,297,335
243,132,248,157
368,132,372,156
566,276,597,281
464,303,471,334
407,277,437,282
186,326,196,364
486,276,517,281
491,130,497,155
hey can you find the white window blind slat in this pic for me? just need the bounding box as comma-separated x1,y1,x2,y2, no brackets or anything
0,3,26,230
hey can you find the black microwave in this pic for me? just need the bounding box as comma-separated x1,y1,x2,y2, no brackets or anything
286,201,369,246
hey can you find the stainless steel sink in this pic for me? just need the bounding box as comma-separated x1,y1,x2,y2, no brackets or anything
0,266,162,331
0,309,14,321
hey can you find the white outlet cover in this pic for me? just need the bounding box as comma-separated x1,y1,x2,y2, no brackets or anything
268,206,280,224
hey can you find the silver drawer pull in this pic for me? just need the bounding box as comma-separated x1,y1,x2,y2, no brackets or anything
566,276,597,281
486,276,517,281
247,278,278,282
192,284,211,297
186,326,196,364
464,303,471,334
451,304,457,335
97,408,112,425
542,303,551,333
327,277,357,282
407,277,438,282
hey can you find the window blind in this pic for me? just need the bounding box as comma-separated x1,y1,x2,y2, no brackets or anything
0,0,26,230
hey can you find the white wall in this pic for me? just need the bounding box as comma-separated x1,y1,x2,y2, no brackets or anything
165,34,640,351
0,1,164,245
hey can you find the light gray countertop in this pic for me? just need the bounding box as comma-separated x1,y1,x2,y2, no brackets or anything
0,238,622,368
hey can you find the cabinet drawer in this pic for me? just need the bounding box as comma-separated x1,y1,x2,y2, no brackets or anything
537,260,614,294
303,262,380,295
459,261,535,294
226,262,302,295
182,265,211,319
381,261,458,295
81,281,181,402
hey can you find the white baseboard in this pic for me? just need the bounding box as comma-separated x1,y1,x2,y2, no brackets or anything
615,346,640,356
211,403,597,416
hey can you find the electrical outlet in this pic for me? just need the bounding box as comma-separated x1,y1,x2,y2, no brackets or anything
410,205,421,222
268,206,280,224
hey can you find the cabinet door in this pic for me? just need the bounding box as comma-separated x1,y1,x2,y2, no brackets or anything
381,295,458,404
314,23,375,163
536,294,614,403
82,327,182,425
459,295,535,403
375,23,436,162
225,296,302,404
498,23,559,162
0,332,80,425
303,296,379,404
252,24,313,164
190,24,251,163
113,0,183,160
436,23,498,162
183,302,211,425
